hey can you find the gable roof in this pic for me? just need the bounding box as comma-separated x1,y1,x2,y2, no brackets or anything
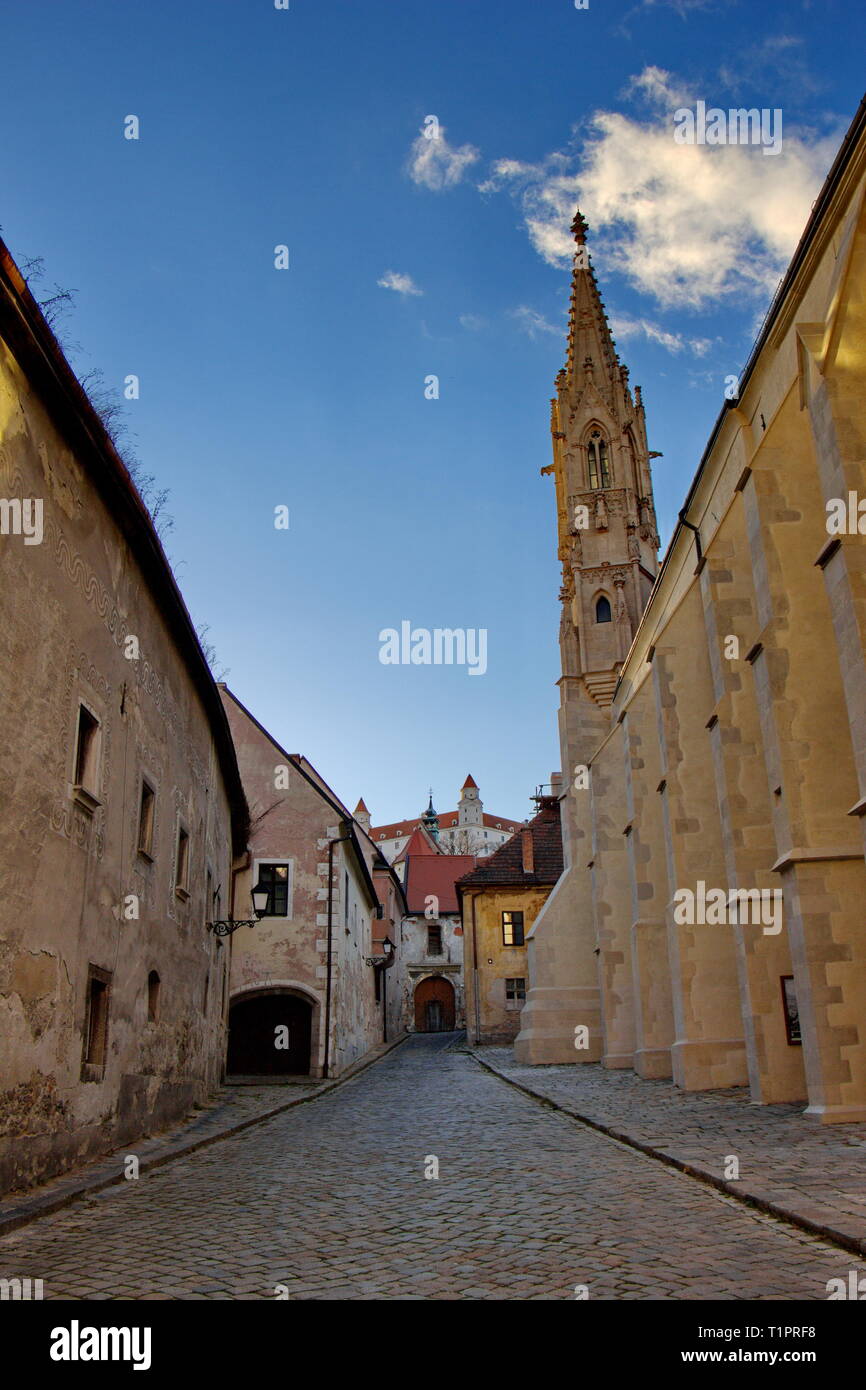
404,854,477,915
219,685,379,910
456,799,563,891
392,824,442,863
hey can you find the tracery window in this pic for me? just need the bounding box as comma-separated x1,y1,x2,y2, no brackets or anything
587,429,611,489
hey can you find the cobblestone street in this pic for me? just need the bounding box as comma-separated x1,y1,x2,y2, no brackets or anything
1,1035,863,1301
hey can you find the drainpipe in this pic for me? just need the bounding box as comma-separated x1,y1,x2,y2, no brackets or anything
470,892,480,1046
220,850,250,1083
324,826,351,1079
678,508,703,569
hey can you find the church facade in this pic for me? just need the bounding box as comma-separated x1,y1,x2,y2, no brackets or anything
516,97,866,1125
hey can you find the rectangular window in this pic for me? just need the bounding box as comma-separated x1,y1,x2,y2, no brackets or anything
502,910,525,947
137,781,155,856
781,975,802,1045
427,923,443,956
259,862,290,917
175,826,189,894
82,966,111,1076
505,977,526,1002
74,705,100,793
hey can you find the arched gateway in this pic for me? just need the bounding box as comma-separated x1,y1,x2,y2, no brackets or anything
414,976,455,1033
227,989,313,1075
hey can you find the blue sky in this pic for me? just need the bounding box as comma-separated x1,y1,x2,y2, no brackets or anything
1,0,862,827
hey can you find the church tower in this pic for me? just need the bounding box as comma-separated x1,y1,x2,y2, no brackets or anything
515,211,660,1066
549,210,660,707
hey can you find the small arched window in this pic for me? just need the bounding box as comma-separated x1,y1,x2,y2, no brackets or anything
147,971,161,1023
587,429,611,489
596,596,612,624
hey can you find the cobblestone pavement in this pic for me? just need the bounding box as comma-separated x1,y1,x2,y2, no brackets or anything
0,1077,323,1236
0,1035,862,1300
478,1048,866,1253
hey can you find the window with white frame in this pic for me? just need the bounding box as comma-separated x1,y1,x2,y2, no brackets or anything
253,859,293,918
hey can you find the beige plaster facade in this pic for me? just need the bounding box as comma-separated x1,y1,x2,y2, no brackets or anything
0,243,247,1194
220,688,390,1078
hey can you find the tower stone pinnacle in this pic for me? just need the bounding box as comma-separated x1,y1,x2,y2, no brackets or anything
546,209,661,709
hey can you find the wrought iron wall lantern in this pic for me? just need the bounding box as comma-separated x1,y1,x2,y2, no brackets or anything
365,935,395,968
207,878,271,937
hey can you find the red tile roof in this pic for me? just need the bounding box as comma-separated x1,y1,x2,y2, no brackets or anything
371,810,524,840
456,799,563,889
462,773,478,789
404,854,477,915
393,825,441,863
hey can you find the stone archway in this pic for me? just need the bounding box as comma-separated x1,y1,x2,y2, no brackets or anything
227,988,313,1075
414,976,455,1033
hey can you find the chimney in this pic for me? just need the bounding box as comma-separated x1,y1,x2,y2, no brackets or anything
521,827,534,875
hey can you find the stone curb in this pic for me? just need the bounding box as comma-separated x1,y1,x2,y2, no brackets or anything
467,1048,866,1261
0,1032,410,1239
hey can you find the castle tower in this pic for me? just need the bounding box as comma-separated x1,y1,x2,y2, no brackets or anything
457,773,482,827
515,211,660,1065
353,798,371,833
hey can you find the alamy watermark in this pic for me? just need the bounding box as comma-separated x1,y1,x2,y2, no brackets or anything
673,102,782,157
379,621,487,676
826,493,866,534
673,881,783,935
0,498,43,545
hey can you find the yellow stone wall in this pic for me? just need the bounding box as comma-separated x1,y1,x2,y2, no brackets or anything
463,886,551,1044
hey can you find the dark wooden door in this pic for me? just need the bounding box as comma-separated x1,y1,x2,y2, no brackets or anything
426,1000,444,1032
414,976,455,1032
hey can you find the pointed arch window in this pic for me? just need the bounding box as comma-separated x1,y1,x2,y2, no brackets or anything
587,430,611,489
595,595,612,624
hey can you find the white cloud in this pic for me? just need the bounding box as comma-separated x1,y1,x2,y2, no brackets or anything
484,67,838,311
719,35,821,98
610,313,713,356
459,313,486,331
407,123,480,191
509,306,562,340
377,270,423,297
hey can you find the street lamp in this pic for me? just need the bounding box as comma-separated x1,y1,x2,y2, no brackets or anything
365,936,395,966
207,877,271,937
250,879,270,918
364,935,396,1045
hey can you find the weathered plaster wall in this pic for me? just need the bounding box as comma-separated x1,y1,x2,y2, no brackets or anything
221,697,381,1078
0,337,234,1194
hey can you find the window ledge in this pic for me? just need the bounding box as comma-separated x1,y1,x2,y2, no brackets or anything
80,1063,106,1083
175,886,190,902
137,847,154,865
72,785,101,815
